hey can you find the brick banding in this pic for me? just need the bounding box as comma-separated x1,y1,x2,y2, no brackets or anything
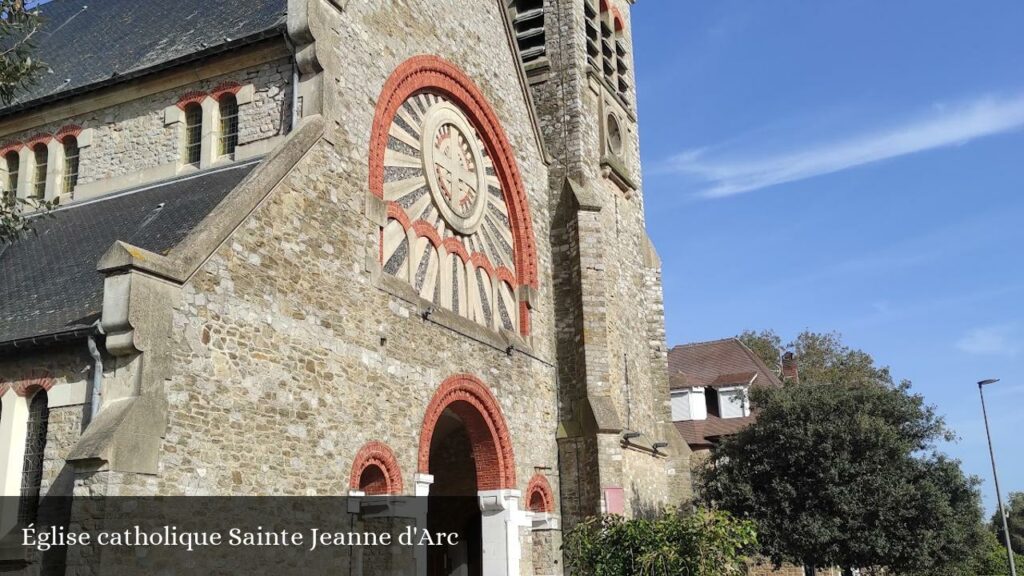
470,252,496,278
369,55,539,295
495,266,516,286
526,474,554,513
386,202,413,230
418,374,516,491
349,441,404,495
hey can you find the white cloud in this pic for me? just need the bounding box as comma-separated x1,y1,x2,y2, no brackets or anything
955,325,1020,357
666,93,1024,198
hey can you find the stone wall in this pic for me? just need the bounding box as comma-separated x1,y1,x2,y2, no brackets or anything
533,0,681,527
65,1,560,573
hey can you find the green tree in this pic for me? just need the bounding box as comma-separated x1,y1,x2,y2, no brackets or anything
698,377,983,574
0,0,50,243
738,329,893,387
993,492,1024,557
562,508,757,576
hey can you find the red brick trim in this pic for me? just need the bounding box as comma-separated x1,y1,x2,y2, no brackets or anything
519,301,531,335
386,202,412,230
350,441,404,495
442,238,470,263
0,383,8,397
611,7,625,32
495,266,516,286
1,141,23,157
470,252,496,279
411,220,442,247
418,374,516,491
177,90,208,109
211,82,242,101
526,474,554,513
55,125,83,142
8,371,55,398
368,55,539,295
26,134,51,147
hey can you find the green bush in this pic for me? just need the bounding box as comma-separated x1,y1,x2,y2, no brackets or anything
562,508,757,576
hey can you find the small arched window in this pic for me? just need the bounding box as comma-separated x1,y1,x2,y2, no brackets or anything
62,137,80,194
184,103,203,166
31,144,47,198
218,94,239,158
4,151,17,201
18,390,49,526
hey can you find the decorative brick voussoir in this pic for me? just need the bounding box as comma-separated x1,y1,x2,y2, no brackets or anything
177,90,209,109
411,220,443,247
211,81,242,100
418,374,516,491
349,441,404,495
526,474,554,513
5,370,56,397
55,124,83,142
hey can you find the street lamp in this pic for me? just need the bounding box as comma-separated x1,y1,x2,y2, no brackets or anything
979,378,1017,576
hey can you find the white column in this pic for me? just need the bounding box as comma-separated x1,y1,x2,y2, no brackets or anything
0,389,28,537
200,97,219,170
16,147,31,200
46,139,64,201
478,489,524,576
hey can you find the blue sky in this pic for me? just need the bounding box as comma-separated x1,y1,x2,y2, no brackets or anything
632,1,1024,515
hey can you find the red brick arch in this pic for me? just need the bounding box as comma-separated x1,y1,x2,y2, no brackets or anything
526,474,555,513
349,441,404,495
418,374,516,491
369,55,539,294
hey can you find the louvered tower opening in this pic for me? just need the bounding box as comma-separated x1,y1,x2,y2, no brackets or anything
511,0,546,66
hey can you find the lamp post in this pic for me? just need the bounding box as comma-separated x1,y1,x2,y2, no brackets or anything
979,378,1017,576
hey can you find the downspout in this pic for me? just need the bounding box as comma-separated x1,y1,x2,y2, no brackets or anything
283,34,301,132
86,321,105,420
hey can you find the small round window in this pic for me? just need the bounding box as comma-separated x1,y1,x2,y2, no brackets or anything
606,112,623,156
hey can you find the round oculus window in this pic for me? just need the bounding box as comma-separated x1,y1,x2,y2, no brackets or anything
606,112,624,156
421,101,488,235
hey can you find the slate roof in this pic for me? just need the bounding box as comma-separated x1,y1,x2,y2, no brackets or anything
668,338,783,448
1,0,288,115
0,161,258,345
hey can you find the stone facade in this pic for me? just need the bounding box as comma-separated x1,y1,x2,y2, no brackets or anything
0,55,291,203
0,1,686,574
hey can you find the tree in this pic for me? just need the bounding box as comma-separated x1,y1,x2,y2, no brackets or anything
993,492,1024,558
562,508,757,576
0,0,50,244
698,377,983,574
738,329,893,387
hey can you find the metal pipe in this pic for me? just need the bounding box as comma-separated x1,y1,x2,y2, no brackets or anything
979,379,1017,576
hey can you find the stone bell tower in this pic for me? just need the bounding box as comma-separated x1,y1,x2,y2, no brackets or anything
507,0,693,529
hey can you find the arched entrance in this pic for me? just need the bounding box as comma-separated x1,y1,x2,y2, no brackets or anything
418,375,519,576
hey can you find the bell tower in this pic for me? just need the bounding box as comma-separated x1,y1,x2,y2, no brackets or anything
509,0,693,529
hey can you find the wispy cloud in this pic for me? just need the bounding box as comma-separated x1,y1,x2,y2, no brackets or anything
666,93,1024,198
955,324,1020,357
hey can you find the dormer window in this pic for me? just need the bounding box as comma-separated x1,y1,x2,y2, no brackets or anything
31,143,47,199
671,387,707,421
218,94,239,158
62,137,80,194
183,103,203,166
716,386,751,419
4,151,18,199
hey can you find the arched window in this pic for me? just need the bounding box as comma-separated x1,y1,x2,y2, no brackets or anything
184,103,203,166
218,94,239,158
62,137,80,194
3,151,17,200
31,144,47,198
18,390,49,526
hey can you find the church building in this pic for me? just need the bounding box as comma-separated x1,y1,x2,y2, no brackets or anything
0,0,689,573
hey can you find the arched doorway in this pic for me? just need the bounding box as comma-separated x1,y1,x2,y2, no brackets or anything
418,375,518,576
